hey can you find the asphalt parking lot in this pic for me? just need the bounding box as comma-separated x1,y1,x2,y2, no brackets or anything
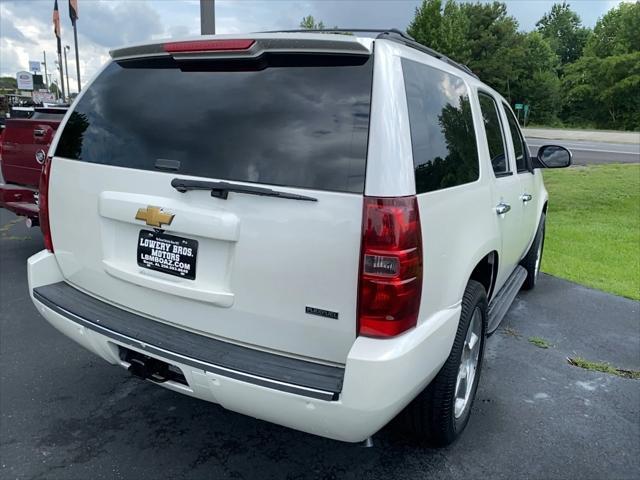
1,208,638,480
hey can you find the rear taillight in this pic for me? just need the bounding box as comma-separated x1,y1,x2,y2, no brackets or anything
39,156,53,252
163,39,255,53
358,196,423,337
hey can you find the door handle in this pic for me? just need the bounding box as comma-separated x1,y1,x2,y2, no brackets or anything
33,129,45,137
520,193,532,203
496,202,511,215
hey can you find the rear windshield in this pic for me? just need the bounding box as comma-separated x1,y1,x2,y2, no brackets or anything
55,55,373,193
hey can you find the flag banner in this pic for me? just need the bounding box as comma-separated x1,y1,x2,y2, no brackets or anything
53,0,61,39
69,0,78,23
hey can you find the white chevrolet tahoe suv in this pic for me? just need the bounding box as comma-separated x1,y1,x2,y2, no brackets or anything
28,31,571,446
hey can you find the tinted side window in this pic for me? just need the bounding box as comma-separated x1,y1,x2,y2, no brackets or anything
478,92,508,175
402,59,479,193
503,104,529,172
55,56,373,193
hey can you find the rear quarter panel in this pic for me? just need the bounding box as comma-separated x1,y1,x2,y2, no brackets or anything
389,43,501,323
417,182,498,319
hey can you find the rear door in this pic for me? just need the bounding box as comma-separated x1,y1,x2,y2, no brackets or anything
502,103,539,251
48,39,374,364
477,91,524,288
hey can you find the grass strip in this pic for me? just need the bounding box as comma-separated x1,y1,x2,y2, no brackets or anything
567,356,640,379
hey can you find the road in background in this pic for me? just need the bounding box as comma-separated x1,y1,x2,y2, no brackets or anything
1,209,639,480
526,138,640,165
523,128,639,145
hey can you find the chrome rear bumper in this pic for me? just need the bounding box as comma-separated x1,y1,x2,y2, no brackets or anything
33,281,344,401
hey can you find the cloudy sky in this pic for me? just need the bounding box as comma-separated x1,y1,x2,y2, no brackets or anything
0,0,624,93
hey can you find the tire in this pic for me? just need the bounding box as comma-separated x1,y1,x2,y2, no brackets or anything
402,280,488,447
521,213,546,290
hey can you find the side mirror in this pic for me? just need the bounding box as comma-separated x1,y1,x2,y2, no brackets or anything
533,145,572,169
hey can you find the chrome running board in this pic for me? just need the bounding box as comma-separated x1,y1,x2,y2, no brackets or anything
487,266,527,334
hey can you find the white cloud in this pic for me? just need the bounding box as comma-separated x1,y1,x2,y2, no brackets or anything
0,0,180,92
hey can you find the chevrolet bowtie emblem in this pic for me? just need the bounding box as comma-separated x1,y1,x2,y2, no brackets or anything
135,206,174,228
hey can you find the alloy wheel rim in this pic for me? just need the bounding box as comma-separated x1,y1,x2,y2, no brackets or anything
454,307,482,419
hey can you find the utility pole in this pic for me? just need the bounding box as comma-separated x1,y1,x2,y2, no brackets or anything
200,0,215,35
42,51,49,90
69,0,81,91
73,26,81,92
54,0,65,102
56,59,65,102
64,45,71,97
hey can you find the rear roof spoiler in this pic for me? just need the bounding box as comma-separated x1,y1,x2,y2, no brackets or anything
265,28,478,78
110,30,475,78
109,34,372,62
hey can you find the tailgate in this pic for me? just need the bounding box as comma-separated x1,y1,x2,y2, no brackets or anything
1,118,59,186
47,37,373,364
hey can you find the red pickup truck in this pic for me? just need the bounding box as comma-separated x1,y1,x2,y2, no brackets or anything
0,107,67,224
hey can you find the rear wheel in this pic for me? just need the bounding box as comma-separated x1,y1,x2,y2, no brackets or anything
521,213,546,290
403,280,487,447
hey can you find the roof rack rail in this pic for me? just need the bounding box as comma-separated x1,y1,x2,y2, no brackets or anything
261,28,415,42
375,31,478,78
260,28,477,78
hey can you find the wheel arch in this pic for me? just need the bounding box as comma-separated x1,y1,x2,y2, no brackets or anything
457,234,501,306
469,251,499,302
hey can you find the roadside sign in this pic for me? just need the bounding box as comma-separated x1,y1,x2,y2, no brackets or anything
524,105,530,114
29,60,41,73
515,103,523,110
33,91,56,104
16,71,34,90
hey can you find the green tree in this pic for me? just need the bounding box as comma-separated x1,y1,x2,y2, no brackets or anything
459,1,522,99
407,1,563,122
439,1,470,60
585,1,640,57
521,70,562,124
408,0,522,96
407,0,443,46
0,76,18,89
521,31,560,73
299,15,325,30
49,82,61,97
299,15,351,34
511,32,562,123
561,2,640,130
405,0,637,130
408,0,470,62
562,53,640,130
536,2,590,65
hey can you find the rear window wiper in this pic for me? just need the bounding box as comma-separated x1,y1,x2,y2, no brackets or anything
171,178,318,202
